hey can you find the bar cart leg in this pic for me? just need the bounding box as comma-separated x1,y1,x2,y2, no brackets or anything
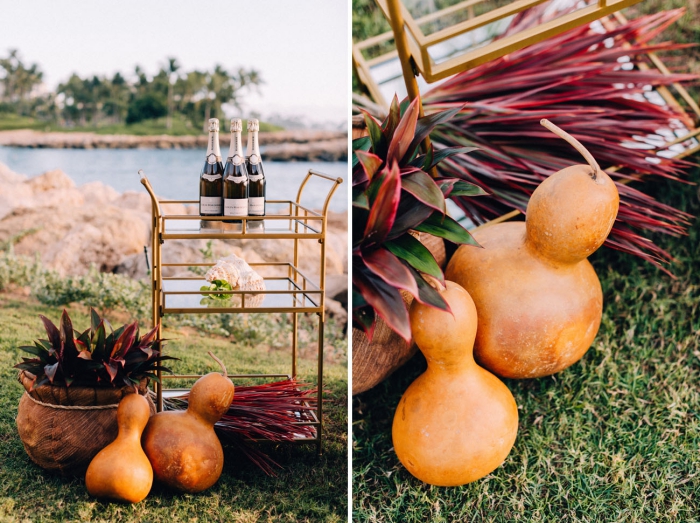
154,235,163,412
292,313,298,378
385,0,434,158
317,312,324,455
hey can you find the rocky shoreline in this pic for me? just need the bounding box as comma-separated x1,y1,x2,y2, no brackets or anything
0,129,348,162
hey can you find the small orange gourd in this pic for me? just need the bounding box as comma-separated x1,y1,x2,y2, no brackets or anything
392,281,519,486
142,352,235,493
85,393,153,503
446,120,619,379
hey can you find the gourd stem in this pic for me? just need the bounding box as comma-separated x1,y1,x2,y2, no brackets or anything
540,119,600,180
422,273,446,292
207,351,227,377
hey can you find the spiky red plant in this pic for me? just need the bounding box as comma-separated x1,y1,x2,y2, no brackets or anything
424,8,697,272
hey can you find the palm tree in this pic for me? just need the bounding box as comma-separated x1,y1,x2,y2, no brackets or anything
201,65,264,130
57,74,89,126
103,72,129,124
164,57,180,130
0,49,44,114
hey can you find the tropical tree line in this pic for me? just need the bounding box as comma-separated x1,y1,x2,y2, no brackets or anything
0,49,262,131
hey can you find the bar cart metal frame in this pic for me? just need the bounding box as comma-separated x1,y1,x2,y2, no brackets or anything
352,0,700,158
139,169,343,453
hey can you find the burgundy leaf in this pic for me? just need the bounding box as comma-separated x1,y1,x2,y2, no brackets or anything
382,94,401,142
407,265,450,312
363,111,386,158
401,170,446,213
110,322,139,360
44,362,59,384
403,106,464,164
363,162,401,247
39,315,60,351
355,150,384,181
387,97,419,164
60,310,79,364
138,324,159,348
387,193,434,240
362,248,419,298
353,306,376,341
104,362,118,382
354,266,412,342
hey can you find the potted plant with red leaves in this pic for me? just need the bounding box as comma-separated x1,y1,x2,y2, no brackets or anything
352,95,483,394
14,308,175,475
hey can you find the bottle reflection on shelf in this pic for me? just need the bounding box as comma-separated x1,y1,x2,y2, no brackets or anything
196,218,265,233
247,218,265,233
199,219,224,232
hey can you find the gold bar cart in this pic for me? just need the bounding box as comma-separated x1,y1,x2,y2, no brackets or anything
140,169,343,453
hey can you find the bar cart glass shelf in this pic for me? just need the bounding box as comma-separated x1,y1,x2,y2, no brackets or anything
140,169,343,453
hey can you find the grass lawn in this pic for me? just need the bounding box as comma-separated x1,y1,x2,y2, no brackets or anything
0,298,347,523
352,165,700,521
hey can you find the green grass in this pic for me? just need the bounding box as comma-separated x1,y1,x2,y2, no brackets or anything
352,164,700,522
0,298,347,523
0,114,48,132
0,114,284,136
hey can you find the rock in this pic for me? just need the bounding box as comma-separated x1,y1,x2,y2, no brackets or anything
26,169,75,191
325,298,347,326
264,139,348,162
42,206,149,275
0,163,26,183
326,274,348,307
79,182,120,205
114,252,148,279
113,191,153,215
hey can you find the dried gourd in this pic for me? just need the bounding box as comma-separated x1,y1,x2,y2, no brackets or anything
446,119,619,378
392,281,519,486
85,393,153,503
142,352,234,493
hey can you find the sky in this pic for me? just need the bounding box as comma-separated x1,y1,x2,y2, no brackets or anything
0,0,349,127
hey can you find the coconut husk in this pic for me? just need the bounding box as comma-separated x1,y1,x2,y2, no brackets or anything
353,232,447,395
15,371,155,476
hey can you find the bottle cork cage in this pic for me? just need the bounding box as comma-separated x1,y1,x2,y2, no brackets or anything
140,169,343,453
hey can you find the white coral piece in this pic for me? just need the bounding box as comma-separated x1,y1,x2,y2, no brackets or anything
205,254,265,291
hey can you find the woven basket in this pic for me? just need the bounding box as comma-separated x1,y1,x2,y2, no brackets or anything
15,371,155,476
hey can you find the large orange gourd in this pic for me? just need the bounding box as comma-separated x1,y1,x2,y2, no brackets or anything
142,353,234,493
392,281,519,486
85,393,153,503
446,120,619,379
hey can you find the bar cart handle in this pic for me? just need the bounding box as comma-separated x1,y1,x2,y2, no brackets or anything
139,169,163,220
295,169,344,216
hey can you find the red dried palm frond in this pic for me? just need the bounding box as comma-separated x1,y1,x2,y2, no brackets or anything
424,8,697,272
163,378,317,475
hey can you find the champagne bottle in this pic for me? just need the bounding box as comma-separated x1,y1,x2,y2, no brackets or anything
199,118,224,216
223,118,248,222
246,119,266,217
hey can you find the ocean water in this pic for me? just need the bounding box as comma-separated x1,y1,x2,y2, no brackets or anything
0,147,348,213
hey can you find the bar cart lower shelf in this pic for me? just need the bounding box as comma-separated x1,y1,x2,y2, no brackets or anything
140,169,343,453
